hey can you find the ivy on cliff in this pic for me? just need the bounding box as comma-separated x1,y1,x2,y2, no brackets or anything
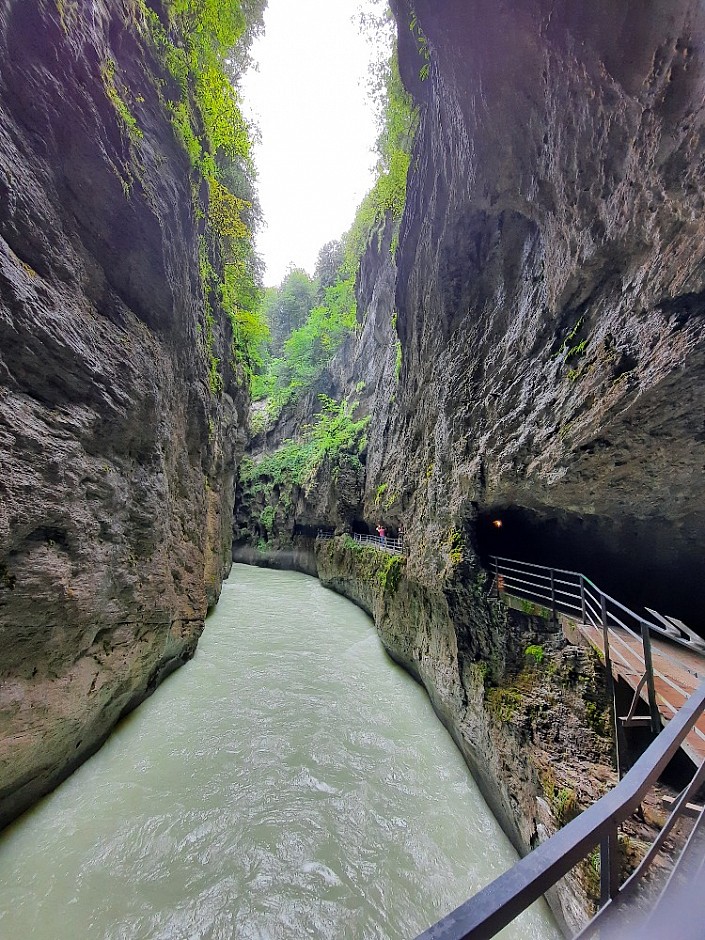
241,397,369,500
132,0,269,389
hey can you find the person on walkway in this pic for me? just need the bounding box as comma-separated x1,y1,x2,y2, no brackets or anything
376,524,386,547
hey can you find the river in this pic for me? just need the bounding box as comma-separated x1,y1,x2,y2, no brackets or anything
0,564,560,939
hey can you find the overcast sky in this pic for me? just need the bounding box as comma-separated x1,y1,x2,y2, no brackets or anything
240,0,388,287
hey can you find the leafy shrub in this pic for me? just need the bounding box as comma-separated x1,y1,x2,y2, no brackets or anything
239,397,369,499
525,644,545,666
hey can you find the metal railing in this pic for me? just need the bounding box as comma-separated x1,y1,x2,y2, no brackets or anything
491,555,705,658
416,679,705,940
315,531,405,555
490,555,705,749
352,533,405,555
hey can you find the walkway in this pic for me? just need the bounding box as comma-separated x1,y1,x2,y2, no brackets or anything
317,530,405,556
351,532,404,555
578,619,705,765
492,555,705,766
414,556,705,939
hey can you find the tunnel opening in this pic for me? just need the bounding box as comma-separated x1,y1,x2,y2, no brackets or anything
292,523,323,539
475,504,705,636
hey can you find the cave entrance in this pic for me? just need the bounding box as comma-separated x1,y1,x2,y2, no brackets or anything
475,505,705,635
292,523,323,539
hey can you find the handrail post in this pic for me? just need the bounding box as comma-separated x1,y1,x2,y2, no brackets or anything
494,556,500,598
602,593,622,779
580,574,587,624
640,620,662,736
550,568,557,623
600,825,621,906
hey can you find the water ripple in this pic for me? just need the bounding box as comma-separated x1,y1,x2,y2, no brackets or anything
0,565,560,940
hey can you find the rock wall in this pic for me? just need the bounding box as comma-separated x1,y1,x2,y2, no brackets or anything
385,0,705,627
315,537,614,934
0,0,244,828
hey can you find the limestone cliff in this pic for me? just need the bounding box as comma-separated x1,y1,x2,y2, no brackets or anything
0,0,245,827
384,0,705,626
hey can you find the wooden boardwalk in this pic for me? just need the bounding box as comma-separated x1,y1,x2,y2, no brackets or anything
575,617,705,766
493,554,705,767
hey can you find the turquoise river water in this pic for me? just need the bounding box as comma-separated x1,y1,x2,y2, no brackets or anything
0,564,560,939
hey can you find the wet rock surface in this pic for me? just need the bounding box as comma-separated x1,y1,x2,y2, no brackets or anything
0,0,243,827
386,0,705,628
315,537,615,933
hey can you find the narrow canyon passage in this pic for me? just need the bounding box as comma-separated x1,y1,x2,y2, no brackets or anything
0,565,558,940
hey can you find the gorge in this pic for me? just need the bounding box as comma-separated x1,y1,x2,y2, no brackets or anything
2,0,705,937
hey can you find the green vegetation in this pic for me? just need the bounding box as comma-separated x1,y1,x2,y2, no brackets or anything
409,12,431,80
259,505,275,535
374,482,397,509
378,554,405,592
132,0,269,393
251,267,357,419
260,268,319,356
486,688,522,722
471,661,490,686
240,397,369,504
374,483,389,506
137,0,262,173
553,316,584,356
101,57,143,143
542,769,579,826
55,0,77,33
340,535,406,595
553,316,590,380
553,786,578,825
585,700,609,737
343,53,417,269
584,846,602,900
446,527,465,566
525,644,545,666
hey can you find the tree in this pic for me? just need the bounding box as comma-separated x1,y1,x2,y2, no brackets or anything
314,240,344,295
262,267,317,355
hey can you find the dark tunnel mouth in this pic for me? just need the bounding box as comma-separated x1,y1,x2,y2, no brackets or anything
475,504,705,637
